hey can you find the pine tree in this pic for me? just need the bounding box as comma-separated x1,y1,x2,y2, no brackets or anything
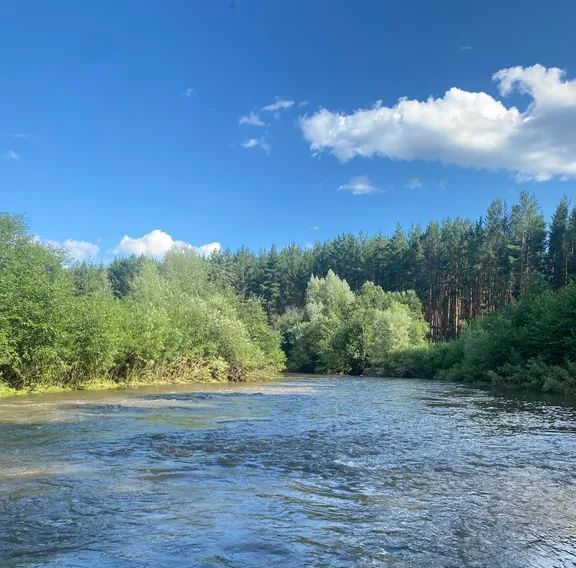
548,196,570,289
567,206,576,282
509,192,546,295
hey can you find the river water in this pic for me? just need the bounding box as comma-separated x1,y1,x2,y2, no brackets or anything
0,376,575,567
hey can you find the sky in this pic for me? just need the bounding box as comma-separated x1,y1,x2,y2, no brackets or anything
2,0,576,262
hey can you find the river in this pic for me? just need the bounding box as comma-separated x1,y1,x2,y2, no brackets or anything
0,376,575,567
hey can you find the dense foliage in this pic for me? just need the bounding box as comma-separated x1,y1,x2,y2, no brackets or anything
210,193,576,340
0,214,285,392
3,191,576,395
276,271,427,374
384,281,576,395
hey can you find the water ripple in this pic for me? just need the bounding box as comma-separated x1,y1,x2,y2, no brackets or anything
0,377,575,567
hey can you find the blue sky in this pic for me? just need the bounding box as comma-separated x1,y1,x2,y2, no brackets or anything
2,0,576,261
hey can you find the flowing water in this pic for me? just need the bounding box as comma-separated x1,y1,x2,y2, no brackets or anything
0,376,575,567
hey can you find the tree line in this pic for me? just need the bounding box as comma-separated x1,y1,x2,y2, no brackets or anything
2,191,576,395
209,192,576,340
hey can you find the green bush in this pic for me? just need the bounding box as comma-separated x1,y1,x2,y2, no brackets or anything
386,282,576,394
0,215,285,392
276,270,428,374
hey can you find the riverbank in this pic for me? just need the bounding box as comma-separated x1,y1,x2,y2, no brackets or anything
0,366,283,399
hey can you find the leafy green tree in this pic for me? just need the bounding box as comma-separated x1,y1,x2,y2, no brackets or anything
0,214,285,391
368,303,427,366
108,255,146,298
277,271,427,375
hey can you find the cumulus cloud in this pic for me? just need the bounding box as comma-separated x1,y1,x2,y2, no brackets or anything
239,112,266,127
338,175,380,195
2,150,20,161
193,242,222,256
300,64,576,181
241,137,270,154
114,229,221,258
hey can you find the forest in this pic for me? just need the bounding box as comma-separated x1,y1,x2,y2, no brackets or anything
210,192,576,340
1,192,576,395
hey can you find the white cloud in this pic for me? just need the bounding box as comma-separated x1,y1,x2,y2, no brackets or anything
41,238,100,262
12,133,31,139
2,150,20,161
62,239,100,261
238,97,302,130
406,177,423,189
459,45,472,51
239,112,266,127
241,137,270,154
300,64,576,181
262,97,294,117
183,87,195,97
338,175,380,195
193,242,222,257
114,229,221,259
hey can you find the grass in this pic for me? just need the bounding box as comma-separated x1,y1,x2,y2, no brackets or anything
0,365,284,400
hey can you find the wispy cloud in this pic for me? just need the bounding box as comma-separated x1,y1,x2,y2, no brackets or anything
237,97,303,150
62,239,100,261
183,87,195,97
262,97,295,112
459,45,472,51
262,97,295,118
114,229,220,258
42,238,100,262
338,175,380,195
11,133,31,139
2,150,20,161
241,137,270,154
238,97,304,133
406,177,423,189
239,112,267,127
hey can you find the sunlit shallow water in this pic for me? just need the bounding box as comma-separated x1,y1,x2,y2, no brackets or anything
1,376,575,567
